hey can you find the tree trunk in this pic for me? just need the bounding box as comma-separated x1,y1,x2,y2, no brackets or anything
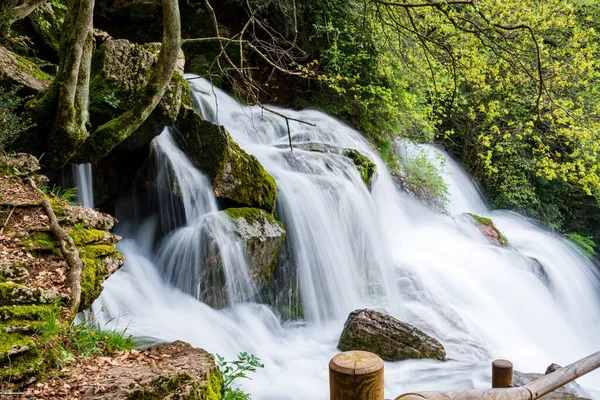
46,0,95,168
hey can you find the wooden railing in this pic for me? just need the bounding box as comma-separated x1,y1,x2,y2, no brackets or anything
329,350,600,400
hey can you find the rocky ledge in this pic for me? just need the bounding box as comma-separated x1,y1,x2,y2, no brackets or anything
18,341,222,399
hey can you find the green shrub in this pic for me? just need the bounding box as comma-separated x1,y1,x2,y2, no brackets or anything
401,150,449,210
0,86,35,153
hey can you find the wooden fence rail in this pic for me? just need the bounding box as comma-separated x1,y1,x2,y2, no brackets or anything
329,350,600,400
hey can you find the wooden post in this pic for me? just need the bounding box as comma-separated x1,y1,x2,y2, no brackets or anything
329,351,384,400
492,359,513,389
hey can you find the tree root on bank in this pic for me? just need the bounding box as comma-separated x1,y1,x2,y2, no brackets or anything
40,198,83,314
19,176,83,313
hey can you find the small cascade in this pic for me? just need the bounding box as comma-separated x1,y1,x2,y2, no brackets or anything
72,163,94,208
90,77,600,399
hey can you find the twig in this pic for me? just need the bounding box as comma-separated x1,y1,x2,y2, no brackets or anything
0,206,15,235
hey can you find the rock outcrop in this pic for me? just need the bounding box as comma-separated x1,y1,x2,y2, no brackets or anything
200,208,286,309
89,36,190,150
178,112,278,213
0,154,124,384
19,341,223,399
337,309,446,361
0,47,52,95
464,213,508,247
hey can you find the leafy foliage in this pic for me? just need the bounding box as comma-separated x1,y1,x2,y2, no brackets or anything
566,232,596,258
216,352,264,400
0,86,35,153
400,148,449,210
103,92,120,109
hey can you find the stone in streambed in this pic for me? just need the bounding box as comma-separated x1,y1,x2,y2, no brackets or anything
337,308,446,361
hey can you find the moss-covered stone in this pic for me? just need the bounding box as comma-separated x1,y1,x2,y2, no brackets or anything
466,213,509,247
345,149,377,189
0,47,52,96
28,0,67,57
85,37,188,152
178,112,278,213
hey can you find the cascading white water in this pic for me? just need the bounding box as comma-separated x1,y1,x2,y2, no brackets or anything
90,77,600,399
72,163,95,208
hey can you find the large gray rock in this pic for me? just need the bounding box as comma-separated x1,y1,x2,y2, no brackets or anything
89,37,189,150
200,208,286,309
177,112,278,213
338,308,446,361
0,47,52,95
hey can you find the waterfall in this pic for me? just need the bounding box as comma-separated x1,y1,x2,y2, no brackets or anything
72,163,94,209
90,77,600,399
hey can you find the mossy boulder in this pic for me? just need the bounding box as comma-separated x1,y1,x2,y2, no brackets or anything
465,213,509,247
199,208,285,309
337,309,446,361
177,112,278,213
88,37,189,151
0,47,52,95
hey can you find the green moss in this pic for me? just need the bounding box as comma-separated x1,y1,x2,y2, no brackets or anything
21,231,58,253
0,304,56,322
68,228,107,245
345,149,377,189
79,258,106,311
80,244,118,259
13,54,53,83
198,369,223,400
224,207,266,225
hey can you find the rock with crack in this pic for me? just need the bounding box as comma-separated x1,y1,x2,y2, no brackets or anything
337,308,446,361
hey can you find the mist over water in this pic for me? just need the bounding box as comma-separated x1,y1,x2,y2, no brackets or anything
89,77,600,399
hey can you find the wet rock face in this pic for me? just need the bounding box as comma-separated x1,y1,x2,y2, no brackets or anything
337,309,446,361
200,208,286,309
178,112,278,213
224,208,286,288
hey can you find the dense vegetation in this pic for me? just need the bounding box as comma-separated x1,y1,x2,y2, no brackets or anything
1,0,599,253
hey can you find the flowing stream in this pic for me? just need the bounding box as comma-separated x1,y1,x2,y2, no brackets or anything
89,77,600,399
